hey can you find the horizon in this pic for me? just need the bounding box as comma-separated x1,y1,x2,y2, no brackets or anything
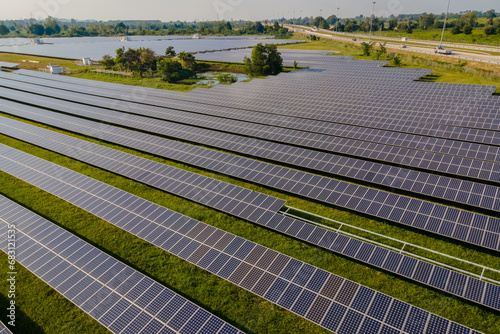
0,0,498,22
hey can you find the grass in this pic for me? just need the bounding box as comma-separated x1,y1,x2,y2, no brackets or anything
1,112,500,333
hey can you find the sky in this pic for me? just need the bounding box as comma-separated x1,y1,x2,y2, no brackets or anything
0,0,498,22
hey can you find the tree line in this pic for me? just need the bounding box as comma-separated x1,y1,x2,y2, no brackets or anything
0,17,292,39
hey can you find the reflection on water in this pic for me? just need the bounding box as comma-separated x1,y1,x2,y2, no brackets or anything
194,72,249,86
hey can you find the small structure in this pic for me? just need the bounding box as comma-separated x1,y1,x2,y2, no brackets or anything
48,63,62,74
82,57,93,66
30,37,44,44
120,36,130,42
192,33,201,39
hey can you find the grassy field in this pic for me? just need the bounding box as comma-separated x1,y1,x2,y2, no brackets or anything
1,38,500,333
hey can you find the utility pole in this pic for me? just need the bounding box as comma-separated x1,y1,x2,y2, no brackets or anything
369,1,376,42
440,0,451,46
336,7,340,32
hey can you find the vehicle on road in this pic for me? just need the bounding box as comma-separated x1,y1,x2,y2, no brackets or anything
435,45,452,55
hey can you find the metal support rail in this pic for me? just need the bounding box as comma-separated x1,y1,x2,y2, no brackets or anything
281,205,500,286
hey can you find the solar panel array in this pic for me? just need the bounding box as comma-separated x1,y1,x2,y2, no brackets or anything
0,195,243,334
2,115,499,311
0,116,285,221
0,321,12,334
7,74,500,190
0,144,481,334
1,97,499,253
2,79,500,210
0,61,18,68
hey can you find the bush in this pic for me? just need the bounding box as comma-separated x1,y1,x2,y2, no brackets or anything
484,26,496,35
157,58,195,83
463,25,473,35
361,42,374,56
391,55,402,66
100,54,115,69
217,73,237,84
451,26,462,34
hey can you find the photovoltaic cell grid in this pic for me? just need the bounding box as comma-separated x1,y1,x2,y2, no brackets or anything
0,195,243,334
2,116,499,311
0,145,482,334
10,68,500,152
2,78,500,197
2,78,500,203
1,102,499,252
0,116,285,221
0,322,12,334
7,71,496,149
16,64,499,119
0,61,18,68
8,71,498,171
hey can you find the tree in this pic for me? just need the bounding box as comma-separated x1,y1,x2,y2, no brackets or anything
455,12,477,29
243,43,283,76
419,14,435,30
319,20,329,29
486,9,496,25
273,21,280,30
463,25,473,35
379,42,387,55
138,48,157,75
388,19,398,30
44,17,61,36
178,51,196,69
165,46,176,57
361,42,374,56
101,54,115,69
157,58,195,83
114,22,127,34
254,21,265,33
313,16,327,28
0,24,9,35
484,26,496,35
28,23,45,36
451,25,462,34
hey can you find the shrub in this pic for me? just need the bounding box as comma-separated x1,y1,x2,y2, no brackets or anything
484,26,496,35
217,73,237,83
451,26,462,34
463,25,473,35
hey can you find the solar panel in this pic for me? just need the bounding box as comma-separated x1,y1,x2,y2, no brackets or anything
1,101,499,253
0,195,243,334
1,76,498,192
0,145,481,334
0,321,12,334
2,116,499,311
0,116,285,220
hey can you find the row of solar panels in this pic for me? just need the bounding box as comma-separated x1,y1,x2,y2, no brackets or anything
3,74,498,161
0,145,481,334
1,101,498,253
2,116,498,311
0,92,497,216
2,82,499,200
0,195,243,334
16,69,499,119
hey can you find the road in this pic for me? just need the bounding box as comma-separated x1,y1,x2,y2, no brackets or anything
286,24,500,65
